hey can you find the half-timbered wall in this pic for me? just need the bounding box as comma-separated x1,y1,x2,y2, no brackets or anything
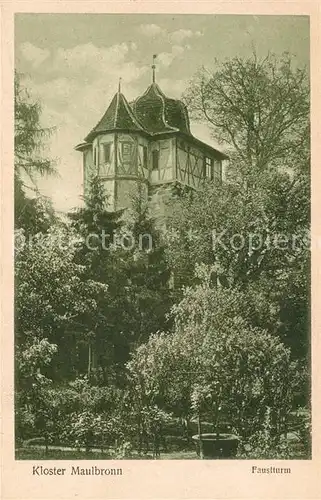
114,133,149,209
93,133,149,181
117,133,138,177
112,133,149,181
176,138,222,189
82,132,223,211
89,133,150,210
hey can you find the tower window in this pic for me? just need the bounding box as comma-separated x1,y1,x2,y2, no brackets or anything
152,150,159,171
102,143,111,163
143,146,148,168
204,157,213,179
214,160,222,181
139,145,148,168
122,142,132,160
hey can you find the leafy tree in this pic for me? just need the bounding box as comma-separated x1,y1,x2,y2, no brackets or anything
183,52,309,175
15,225,108,380
164,177,309,359
128,270,300,452
15,332,58,448
164,52,310,360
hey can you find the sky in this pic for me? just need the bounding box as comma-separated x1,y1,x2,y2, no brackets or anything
15,14,310,212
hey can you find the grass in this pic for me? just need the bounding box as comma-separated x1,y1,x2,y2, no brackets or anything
16,430,309,461
16,447,197,460
16,448,112,460
159,451,197,460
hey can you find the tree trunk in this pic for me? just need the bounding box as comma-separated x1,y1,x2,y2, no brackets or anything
86,435,91,454
87,338,98,379
45,433,49,455
88,341,92,377
197,414,204,459
137,415,142,455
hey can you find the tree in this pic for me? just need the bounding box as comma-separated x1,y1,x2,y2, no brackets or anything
15,176,57,235
164,52,310,359
14,71,57,233
69,175,122,245
15,71,56,182
117,182,172,347
56,377,127,453
15,224,109,381
183,52,309,176
15,332,58,449
164,180,309,359
68,178,172,383
69,175,125,380
128,269,300,454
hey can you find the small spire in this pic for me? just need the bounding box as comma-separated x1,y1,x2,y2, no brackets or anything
152,54,157,83
118,77,122,93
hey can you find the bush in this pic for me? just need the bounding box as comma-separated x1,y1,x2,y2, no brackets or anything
289,406,311,457
236,408,292,459
128,279,299,453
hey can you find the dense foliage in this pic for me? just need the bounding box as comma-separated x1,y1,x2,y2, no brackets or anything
128,272,299,443
15,52,311,459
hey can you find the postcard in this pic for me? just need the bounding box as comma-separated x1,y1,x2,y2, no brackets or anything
1,1,321,499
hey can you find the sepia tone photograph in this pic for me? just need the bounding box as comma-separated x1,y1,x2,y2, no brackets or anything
13,12,311,465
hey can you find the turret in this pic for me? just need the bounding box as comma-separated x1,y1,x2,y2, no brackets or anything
75,57,228,211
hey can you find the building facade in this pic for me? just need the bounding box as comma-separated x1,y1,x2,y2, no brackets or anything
75,75,228,211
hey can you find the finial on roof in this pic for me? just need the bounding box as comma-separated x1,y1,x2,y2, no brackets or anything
118,77,122,93
152,54,157,83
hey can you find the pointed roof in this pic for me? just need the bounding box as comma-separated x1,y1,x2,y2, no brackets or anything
77,64,228,160
85,91,146,141
132,83,191,135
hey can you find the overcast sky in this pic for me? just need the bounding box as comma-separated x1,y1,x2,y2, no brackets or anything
15,14,309,212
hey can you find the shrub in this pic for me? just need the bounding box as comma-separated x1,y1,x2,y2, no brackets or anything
128,279,299,452
236,407,292,459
